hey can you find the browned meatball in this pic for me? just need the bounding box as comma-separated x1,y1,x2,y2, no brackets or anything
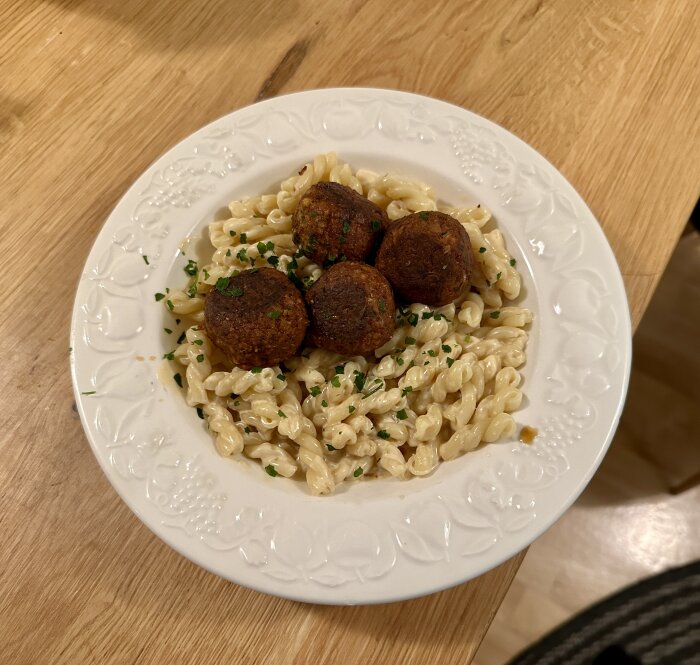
204,267,308,369
375,211,473,306
292,182,387,265
305,262,395,356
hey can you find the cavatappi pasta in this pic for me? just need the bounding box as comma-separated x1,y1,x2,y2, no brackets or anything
163,153,532,495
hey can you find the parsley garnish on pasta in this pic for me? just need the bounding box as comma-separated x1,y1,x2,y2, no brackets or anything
158,153,531,494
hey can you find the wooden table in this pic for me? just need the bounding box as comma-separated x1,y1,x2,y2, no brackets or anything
1,1,698,663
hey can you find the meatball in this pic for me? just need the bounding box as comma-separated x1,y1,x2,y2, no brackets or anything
204,267,308,369
305,262,395,356
292,182,387,265
375,211,473,306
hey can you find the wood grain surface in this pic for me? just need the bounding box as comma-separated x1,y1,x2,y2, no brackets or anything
1,1,698,663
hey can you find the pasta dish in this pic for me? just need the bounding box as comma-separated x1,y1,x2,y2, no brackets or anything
159,153,532,495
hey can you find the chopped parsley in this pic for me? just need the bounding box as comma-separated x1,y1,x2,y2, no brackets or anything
267,255,279,266
310,386,322,397
427,349,437,357
239,232,247,243
277,373,286,381
196,407,204,419
142,255,149,265
396,357,404,366
229,230,235,237
173,373,183,387
184,260,198,275
353,371,365,392
405,336,416,345
215,277,243,298
81,391,96,395
251,367,263,374
331,376,341,388
335,365,344,375
267,310,281,320
163,351,175,360
326,444,337,451
257,241,268,256
244,426,251,434
175,319,181,325
190,339,202,346
496,272,502,280
265,464,278,477
510,258,517,266
422,311,433,319
321,400,329,407
377,430,390,440
348,405,356,414
177,331,186,344
446,357,455,367
166,300,174,311
479,247,487,253
490,311,501,319
371,219,381,231
196,354,204,363
277,410,287,418
407,312,418,326
287,269,304,290
419,211,429,220
396,409,408,421
442,344,452,353
378,298,386,312
401,386,413,397
226,248,232,257
353,467,363,477
164,327,172,334
154,292,165,301
464,335,472,343
236,248,248,262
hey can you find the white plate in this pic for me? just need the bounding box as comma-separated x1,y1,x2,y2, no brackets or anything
70,88,631,605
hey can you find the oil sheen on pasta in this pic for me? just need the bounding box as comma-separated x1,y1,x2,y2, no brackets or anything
163,153,533,495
